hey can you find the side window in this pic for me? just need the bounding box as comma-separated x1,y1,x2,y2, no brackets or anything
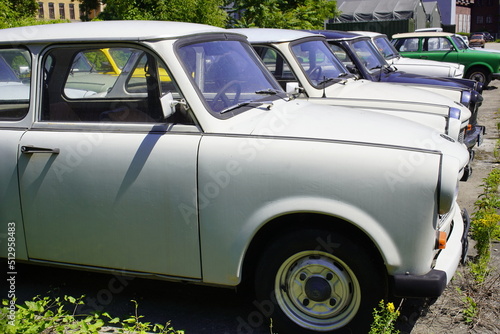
41,46,189,123
253,46,296,90
426,37,452,51
393,38,419,52
0,48,31,120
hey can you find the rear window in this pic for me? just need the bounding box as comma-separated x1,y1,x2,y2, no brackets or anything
0,48,31,121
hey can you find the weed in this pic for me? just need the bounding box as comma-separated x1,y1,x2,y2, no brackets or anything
0,295,183,334
369,300,400,334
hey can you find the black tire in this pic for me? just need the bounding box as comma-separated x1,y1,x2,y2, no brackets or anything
466,67,492,87
254,228,387,333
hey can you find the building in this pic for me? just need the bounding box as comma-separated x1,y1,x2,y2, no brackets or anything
455,0,474,33
471,0,500,37
422,1,442,28
37,1,104,21
37,1,80,21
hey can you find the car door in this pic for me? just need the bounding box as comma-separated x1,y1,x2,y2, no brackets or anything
18,44,202,279
0,47,32,259
421,37,459,63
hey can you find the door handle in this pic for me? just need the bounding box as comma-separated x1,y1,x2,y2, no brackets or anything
21,146,60,154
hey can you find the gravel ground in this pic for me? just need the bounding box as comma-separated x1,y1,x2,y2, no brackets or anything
395,42,500,334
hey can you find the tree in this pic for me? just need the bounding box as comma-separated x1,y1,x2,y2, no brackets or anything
77,0,228,27
8,0,37,18
77,0,100,21
227,0,339,29
0,0,41,28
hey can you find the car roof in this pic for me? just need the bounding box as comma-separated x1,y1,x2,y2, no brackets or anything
306,30,364,41
231,28,318,43
349,31,386,38
0,20,233,45
392,32,455,38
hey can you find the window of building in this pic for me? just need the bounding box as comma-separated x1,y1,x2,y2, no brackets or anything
38,2,44,19
69,4,75,20
477,16,484,24
48,3,55,19
59,3,65,19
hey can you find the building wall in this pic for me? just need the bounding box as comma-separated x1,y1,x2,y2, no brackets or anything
456,4,472,33
37,1,104,21
37,1,81,21
471,0,500,36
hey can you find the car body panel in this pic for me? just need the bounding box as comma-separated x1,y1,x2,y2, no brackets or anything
19,129,203,278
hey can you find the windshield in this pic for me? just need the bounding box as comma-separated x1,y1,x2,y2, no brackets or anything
350,39,387,73
372,36,399,60
177,39,283,116
290,40,350,86
451,35,467,50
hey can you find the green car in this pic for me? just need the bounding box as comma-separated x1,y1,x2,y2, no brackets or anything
392,32,500,86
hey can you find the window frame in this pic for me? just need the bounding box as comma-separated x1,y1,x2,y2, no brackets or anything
34,43,197,131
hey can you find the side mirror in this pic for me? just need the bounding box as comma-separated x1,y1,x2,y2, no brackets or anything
160,92,177,119
286,82,300,94
19,66,30,75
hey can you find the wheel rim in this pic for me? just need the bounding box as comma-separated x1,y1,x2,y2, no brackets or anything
468,71,486,83
275,250,361,331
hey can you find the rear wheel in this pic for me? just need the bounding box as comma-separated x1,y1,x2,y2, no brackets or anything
466,67,491,87
254,229,386,333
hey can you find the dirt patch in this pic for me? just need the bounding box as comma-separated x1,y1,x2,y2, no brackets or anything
395,43,500,334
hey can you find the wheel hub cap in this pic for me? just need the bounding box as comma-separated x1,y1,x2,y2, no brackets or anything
305,276,332,302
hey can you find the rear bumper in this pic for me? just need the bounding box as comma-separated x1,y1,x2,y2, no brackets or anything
391,206,469,298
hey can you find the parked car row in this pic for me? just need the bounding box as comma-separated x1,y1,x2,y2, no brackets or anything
0,21,477,333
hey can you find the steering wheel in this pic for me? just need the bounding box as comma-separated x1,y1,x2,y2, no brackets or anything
211,80,242,112
308,66,323,81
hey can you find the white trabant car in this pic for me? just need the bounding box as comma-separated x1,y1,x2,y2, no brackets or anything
0,21,470,333
352,31,466,79
235,28,475,168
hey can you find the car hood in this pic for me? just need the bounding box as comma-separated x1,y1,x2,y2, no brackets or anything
220,99,469,165
380,70,471,90
0,82,30,100
322,79,470,121
325,79,462,108
389,56,463,71
471,47,500,54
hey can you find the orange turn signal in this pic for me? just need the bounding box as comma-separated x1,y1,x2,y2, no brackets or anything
436,231,447,250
